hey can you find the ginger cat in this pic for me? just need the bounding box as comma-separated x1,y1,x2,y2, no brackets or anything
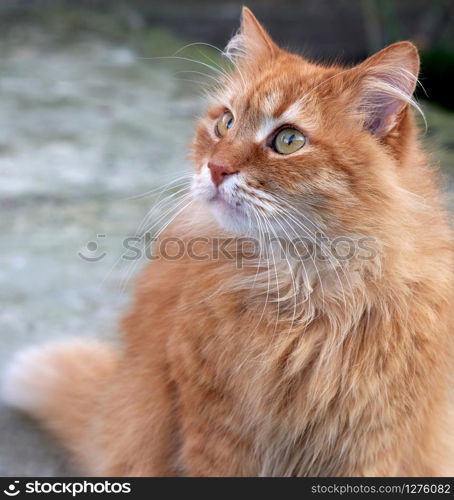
2,8,454,476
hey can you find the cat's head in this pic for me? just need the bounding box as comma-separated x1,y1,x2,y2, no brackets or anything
191,7,420,239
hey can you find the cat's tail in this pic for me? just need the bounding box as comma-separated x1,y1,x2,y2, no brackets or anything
1,339,117,467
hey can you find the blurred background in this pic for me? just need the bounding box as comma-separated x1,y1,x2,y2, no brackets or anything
0,0,453,476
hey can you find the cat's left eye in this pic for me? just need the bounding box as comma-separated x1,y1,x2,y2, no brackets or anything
272,128,306,154
216,111,234,137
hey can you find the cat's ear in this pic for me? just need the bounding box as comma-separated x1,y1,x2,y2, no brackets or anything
347,42,420,137
225,7,279,61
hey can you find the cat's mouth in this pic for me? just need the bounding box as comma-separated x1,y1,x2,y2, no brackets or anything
209,190,244,215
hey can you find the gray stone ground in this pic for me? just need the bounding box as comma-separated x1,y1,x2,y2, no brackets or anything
0,30,453,477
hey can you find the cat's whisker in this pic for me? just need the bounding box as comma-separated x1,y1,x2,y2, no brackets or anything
173,70,220,85
272,209,325,286
249,208,268,292
176,43,240,87
172,41,246,90
174,41,227,57
270,208,325,303
270,193,353,307
269,213,318,309
245,209,272,337
136,185,192,236
119,194,193,294
174,77,216,92
140,55,226,77
266,212,300,337
220,56,246,91
195,48,229,77
138,193,193,247
149,198,194,244
258,196,327,305
119,197,193,295
259,211,282,340
101,181,192,289
273,205,349,315
121,174,192,201
173,42,216,53
141,53,241,95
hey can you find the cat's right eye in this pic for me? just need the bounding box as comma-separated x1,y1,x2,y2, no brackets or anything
272,128,306,154
215,111,234,137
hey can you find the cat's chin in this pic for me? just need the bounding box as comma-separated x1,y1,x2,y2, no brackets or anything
207,195,252,235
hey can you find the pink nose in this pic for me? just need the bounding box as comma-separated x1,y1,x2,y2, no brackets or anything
207,161,238,187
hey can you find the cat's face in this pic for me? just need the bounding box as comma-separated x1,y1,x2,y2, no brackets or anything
191,8,419,239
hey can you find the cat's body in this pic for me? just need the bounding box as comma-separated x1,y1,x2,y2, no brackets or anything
3,8,454,476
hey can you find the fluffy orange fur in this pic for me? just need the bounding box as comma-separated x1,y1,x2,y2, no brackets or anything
3,8,454,476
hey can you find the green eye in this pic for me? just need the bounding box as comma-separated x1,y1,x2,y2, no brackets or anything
273,128,306,154
216,111,234,137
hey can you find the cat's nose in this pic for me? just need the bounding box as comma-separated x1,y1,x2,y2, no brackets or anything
207,161,238,187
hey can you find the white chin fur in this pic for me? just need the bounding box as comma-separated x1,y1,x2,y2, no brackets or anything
209,199,251,234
